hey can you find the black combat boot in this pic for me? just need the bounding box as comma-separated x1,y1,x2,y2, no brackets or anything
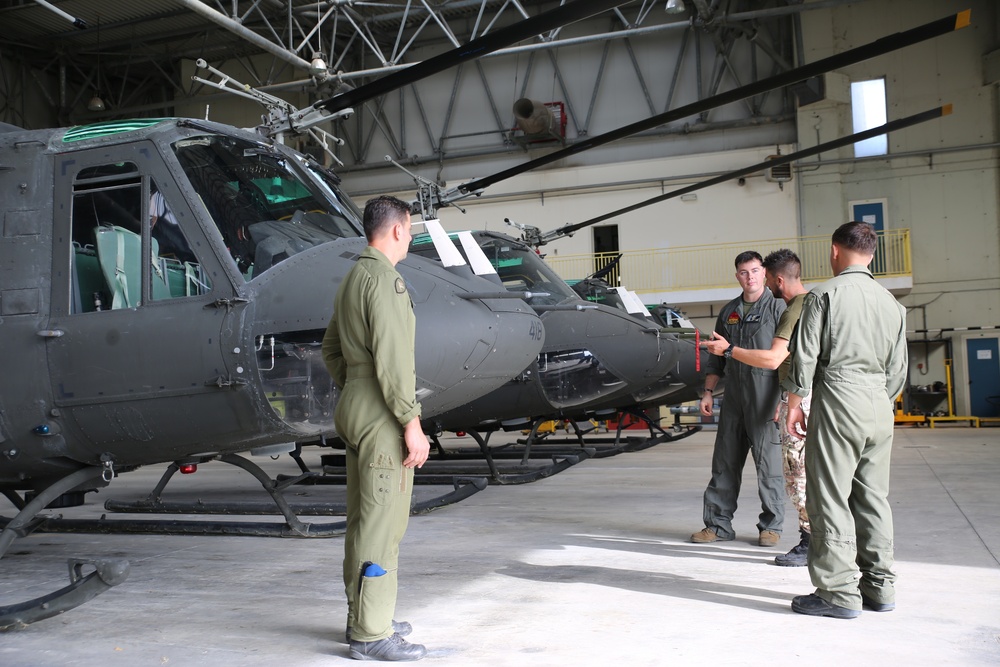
775,529,809,567
350,633,426,661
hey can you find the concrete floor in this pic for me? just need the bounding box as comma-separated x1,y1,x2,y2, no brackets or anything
1,425,998,666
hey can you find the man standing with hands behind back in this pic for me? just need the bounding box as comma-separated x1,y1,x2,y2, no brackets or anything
323,195,430,661
693,251,786,547
783,221,907,619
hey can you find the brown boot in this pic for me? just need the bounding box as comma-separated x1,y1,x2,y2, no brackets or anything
691,527,732,543
758,530,780,547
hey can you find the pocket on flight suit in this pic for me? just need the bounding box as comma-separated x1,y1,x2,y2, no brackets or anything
768,418,782,447
356,561,395,638
366,422,401,507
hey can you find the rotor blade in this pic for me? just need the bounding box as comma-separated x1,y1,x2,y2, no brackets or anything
587,253,622,281
459,9,971,195
315,0,633,114
546,104,952,241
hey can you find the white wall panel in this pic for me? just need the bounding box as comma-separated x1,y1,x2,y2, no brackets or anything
799,0,1000,406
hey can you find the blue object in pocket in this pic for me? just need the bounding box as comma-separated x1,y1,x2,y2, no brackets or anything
363,562,387,578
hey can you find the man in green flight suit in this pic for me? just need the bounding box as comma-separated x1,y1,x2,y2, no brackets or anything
784,221,907,619
702,249,812,566
323,195,430,660
692,251,786,547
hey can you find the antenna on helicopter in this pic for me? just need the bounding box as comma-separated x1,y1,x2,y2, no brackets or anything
503,217,544,247
191,59,352,165
383,155,466,219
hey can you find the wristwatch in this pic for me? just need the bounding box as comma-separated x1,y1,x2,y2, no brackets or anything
723,344,735,359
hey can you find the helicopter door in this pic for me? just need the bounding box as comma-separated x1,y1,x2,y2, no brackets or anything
45,146,247,460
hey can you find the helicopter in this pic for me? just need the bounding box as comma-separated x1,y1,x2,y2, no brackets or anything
408,229,703,436
0,0,646,629
0,114,550,627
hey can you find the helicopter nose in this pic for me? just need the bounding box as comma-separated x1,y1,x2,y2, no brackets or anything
637,336,707,405
415,296,544,415
246,238,544,432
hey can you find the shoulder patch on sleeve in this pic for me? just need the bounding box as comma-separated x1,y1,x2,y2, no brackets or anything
395,277,407,294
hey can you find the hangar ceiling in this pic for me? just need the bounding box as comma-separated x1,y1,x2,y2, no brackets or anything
0,0,852,175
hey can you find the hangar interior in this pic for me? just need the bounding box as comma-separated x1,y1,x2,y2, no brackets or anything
0,1,999,665
3,0,996,417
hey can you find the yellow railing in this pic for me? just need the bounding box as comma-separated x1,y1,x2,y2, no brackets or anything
546,228,911,294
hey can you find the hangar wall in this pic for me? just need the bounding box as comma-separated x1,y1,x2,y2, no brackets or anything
428,145,799,256
795,0,999,414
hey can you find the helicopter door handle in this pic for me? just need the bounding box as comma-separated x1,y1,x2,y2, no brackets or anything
37,329,65,338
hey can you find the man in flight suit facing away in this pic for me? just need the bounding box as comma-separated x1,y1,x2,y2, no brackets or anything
323,195,430,660
692,251,786,547
784,221,907,619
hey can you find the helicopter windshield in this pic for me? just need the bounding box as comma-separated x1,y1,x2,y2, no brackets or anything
171,135,362,279
478,237,577,306
410,232,576,306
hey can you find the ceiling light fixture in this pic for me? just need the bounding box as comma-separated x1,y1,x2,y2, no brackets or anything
33,0,88,29
88,15,106,113
665,0,686,14
309,52,328,75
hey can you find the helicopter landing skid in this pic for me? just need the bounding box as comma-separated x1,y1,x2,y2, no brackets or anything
513,410,702,459
0,466,131,629
422,430,593,485
69,453,348,538
107,475,488,517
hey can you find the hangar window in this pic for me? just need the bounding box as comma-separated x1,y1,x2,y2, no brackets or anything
851,78,888,158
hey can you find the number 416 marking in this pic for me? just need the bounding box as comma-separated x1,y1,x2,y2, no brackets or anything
528,321,543,341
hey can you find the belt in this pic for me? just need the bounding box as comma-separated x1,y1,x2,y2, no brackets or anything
346,364,375,380
815,367,886,388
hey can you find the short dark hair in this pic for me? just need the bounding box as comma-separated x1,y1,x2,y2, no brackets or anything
832,221,878,255
363,195,411,241
762,248,801,280
734,250,763,269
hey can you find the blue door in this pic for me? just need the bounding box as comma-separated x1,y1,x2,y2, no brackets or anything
851,201,886,274
966,338,1000,417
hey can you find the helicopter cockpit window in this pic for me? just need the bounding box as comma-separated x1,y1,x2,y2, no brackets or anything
408,233,576,307
149,180,211,302
479,239,577,307
69,165,212,313
171,135,362,280
571,279,628,312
